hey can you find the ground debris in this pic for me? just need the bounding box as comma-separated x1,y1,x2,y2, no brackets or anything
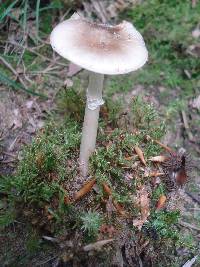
181,255,198,267
83,238,114,251
133,185,150,230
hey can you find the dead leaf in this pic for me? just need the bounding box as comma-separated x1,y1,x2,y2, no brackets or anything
156,195,167,209
134,146,146,166
83,239,114,252
64,194,71,205
113,200,126,216
149,155,167,163
74,178,96,201
67,63,82,77
102,182,112,195
133,185,150,230
153,140,172,153
25,100,34,109
146,135,172,153
64,78,73,87
102,183,126,216
100,224,117,238
190,95,200,110
12,108,23,129
125,156,134,161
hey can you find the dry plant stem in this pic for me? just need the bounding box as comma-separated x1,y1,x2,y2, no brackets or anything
79,72,104,176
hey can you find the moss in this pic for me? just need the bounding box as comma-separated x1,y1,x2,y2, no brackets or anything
0,94,187,265
144,210,180,240
81,211,103,240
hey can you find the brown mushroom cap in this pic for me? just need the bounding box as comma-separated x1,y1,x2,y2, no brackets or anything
50,14,148,75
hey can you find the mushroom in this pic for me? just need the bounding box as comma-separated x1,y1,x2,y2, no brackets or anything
50,13,148,177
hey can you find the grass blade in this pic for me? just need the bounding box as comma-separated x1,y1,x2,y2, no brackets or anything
0,72,47,98
0,0,19,21
36,0,41,43
22,0,28,33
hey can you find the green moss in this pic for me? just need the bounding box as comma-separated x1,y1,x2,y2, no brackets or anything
25,231,41,254
81,211,103,240
10,120,81,206
144,210,180,240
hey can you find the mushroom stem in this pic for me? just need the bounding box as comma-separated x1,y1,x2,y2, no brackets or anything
79,72,104,176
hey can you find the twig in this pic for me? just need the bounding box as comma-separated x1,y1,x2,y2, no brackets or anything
22,61,34,84
5,41,67,67
0,56,28,89
179,220,200,231
90,0,108,23
181,110,194,142
186,191,200,205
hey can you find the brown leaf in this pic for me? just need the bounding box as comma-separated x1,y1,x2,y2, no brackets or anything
146,135,172,153
149,155,167,163
125,156,134,161
102,182,126,216
153,140,173,153
156,195,167,209
102,182,112,195
113,200,126,216
74,178,96,201
133,186,150,230
134,146,146,166
64,194,71,205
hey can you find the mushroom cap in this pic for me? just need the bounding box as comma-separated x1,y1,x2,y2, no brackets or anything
50,14,148,75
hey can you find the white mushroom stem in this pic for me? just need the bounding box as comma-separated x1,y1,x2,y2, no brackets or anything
79,72,104,176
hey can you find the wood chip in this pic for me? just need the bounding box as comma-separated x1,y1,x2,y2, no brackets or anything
74,178,96,201
134,146,146,166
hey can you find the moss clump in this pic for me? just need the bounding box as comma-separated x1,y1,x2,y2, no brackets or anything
81,211,103,241
0,94,188,266
12,120,80,205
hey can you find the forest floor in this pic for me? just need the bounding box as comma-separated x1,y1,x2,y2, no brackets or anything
0,0,200,266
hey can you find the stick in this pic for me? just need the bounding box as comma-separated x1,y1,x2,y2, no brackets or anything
179,220,200,231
